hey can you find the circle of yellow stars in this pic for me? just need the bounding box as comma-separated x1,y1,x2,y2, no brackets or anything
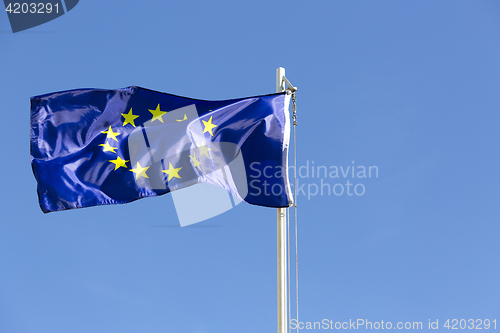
99,105,218,183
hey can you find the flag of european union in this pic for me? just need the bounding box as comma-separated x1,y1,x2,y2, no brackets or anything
31,87,292,213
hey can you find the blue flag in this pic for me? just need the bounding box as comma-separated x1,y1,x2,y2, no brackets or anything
31,87,292,213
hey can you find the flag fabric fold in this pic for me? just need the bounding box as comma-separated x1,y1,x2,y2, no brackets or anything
31,86,292,213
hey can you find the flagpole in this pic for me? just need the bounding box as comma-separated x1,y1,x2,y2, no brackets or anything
276,67,288,333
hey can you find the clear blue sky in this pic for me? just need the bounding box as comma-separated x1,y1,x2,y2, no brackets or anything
1,1,499,332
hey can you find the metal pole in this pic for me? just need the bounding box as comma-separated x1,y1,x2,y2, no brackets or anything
276,67,288,333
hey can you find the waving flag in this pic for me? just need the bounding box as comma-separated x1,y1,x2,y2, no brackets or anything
31,87,292,213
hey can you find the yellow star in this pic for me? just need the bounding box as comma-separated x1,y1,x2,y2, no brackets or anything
121,108,139,127
202,116,217,136
176,114,187,122
101,126,121,142
109,156,129,170
99,142,118,153
162,163,182,181
149,104,168,123
189,153,202,170
130,162,149,180
198,143,211,158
